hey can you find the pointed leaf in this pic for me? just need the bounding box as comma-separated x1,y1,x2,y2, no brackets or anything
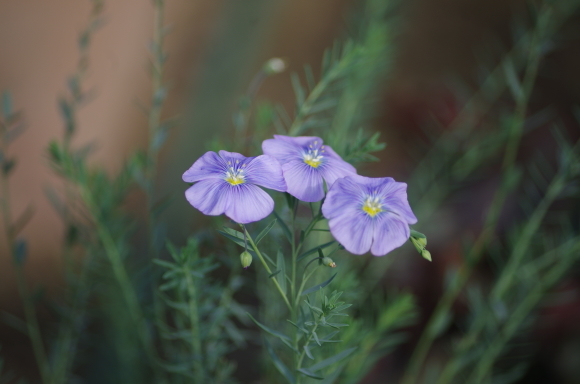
277,249,287,295
298,241,336,262
307,347,357,372
256,219,277,244
297,368,324,380
273,211,293,244
265,338,296,384
217,228,246,248
302,273,337,296
247,313,291,342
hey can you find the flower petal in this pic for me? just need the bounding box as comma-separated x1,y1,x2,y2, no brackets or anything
318,157,357,188
282,160,325,202
185,178,230,216
322,177,364,220
262,138,302,163
182,151,227,182
244,155,287,192
370,214,410,256
327,211,373,255
218,150,247,163
377,178,417,224
225,184,274,224
273,135,323,148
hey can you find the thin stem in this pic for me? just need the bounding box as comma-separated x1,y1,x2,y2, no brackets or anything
244,227,292,311
1,141,51,384
296,319,321,384
81,188,157,366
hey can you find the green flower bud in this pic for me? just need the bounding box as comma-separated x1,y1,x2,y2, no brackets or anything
240,251,252,269
321,257,336,268
421,249,432,262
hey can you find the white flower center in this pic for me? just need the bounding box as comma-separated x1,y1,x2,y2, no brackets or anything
224,160,246,185
303,141,325,168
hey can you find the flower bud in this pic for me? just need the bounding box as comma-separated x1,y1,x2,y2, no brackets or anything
421,249,432,262
263,58,287,75
240,251,252,269
321,257,336,268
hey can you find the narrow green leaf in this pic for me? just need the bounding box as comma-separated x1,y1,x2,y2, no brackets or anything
287,320,309,334
265,338,296,384
298,241,336,262
291,73,305,106
312,331,321,346
277,249,287,294
302,273,337,296
269,270,281,278
297,368,324,380
217,229,245,248
153,259,176,269
273,211,293,244
256,219,277,244
304,345,314,360
247,313,291,341
307,347,357,372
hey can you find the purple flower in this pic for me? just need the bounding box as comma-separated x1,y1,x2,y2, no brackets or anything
321,175,417,256
262,135,356,202
182,150,287,224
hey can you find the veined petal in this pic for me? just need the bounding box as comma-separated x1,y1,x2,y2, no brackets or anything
327,212,373,255
273,135,323,148
182,151,227,182
225,184,274,224
371,215,410,256
322,177,364,220
185,178,230,216
377,178,417,224
245,155,287,192
218,150,247,163
262,138,303,163
282,160,325,202
318,157,357,188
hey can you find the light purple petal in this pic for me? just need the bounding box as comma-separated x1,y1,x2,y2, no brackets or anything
282,160,325,202
183,151,227,182
225,184,274,224
273,135,323,148
319,144,344,161
244,155,287,192
327,211,373,255
377,178,417,224
262,138,302,164
370,215,411,256
185,178,230,216
318,157,357,188
218,150,247,163
322,177,364,220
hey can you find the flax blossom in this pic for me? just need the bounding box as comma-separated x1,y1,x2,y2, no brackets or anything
182,150,286,224
322,175,417,256
262,135,356,202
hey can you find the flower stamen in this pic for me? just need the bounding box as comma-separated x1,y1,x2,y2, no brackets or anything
362,195,383,217
225,166,245,185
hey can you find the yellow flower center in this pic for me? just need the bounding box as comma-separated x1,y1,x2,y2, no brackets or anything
225,161,246,185
303,142,325,168
362,196,383,217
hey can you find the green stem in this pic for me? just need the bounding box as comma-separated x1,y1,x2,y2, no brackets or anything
296,319,321,384
244,227,292,312
1,145,52,384
82,188,157,366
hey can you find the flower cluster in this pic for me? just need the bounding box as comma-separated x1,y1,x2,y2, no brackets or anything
183,136,417,257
